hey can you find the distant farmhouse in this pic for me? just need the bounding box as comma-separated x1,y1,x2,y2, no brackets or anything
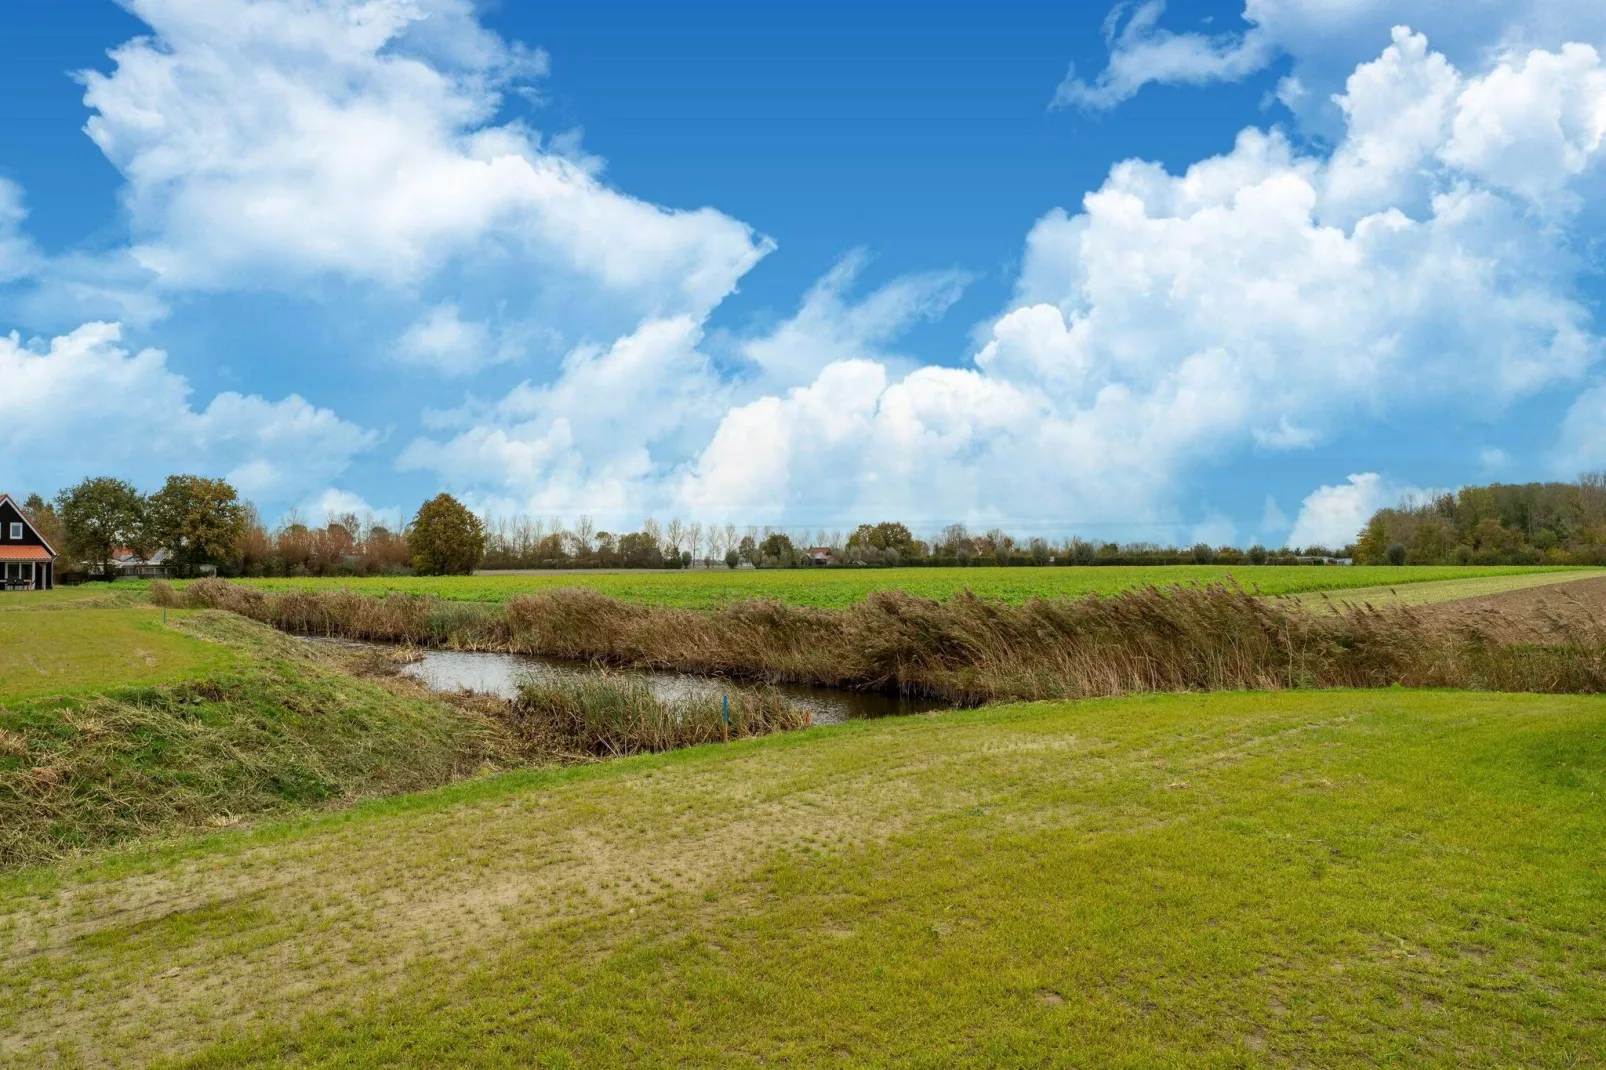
0,494,58,590
109,548,176,579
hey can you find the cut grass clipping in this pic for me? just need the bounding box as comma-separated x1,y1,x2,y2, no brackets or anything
3,690,1601,1066
157,577,1606,704
155,563,1580,609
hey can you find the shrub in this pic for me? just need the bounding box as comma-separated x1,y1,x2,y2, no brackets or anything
509,676,810,757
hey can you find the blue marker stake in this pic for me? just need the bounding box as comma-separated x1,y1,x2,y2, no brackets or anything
722,694,730,743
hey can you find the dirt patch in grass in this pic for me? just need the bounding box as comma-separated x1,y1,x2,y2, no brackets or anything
1423,574,1606,634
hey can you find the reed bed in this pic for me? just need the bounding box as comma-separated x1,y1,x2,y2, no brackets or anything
150,578,1606,703
507,676,810,757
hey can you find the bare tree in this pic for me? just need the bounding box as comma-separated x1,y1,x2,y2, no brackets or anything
574,515,596,554
642,517,663,551
665,518,685,558
687,521,704,566
722,523,737,563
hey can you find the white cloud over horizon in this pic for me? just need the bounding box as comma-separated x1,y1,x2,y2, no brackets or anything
0,1,1603,542
1286,473,1424,549
666,27,1604,531
0,323,377,502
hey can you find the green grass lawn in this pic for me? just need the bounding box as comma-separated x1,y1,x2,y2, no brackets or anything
0,585,146,611
4,688,1601,1066
0,607,237,702
165,564,1581,609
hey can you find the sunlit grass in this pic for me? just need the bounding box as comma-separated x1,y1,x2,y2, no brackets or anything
3,690,1602,1065
0,607,236,702
162,564,1581,609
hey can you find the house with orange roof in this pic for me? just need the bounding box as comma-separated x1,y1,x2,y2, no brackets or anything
0,494,58,590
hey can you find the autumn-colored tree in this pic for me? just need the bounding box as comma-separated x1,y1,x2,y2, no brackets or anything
147,475,249,576
408,494,485,575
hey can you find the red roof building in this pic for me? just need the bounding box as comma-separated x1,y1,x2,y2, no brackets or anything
0,494,58,590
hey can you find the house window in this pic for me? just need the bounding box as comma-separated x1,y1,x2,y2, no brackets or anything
7,523,19,540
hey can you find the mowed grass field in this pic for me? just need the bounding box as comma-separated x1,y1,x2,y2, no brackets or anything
168,564,1582,609
2,689,1602,1066
0,606,236,702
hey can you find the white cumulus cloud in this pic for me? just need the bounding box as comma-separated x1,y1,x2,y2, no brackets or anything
1287,472,1422,549
79,0,771,323
672,30,1603,533
1055,0,1606,115
0,322,377,501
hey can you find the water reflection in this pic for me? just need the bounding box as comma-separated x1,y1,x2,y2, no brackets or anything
395,648,947,725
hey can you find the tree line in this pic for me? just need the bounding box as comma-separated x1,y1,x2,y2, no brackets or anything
26,479,484,578
25,475,1362,581
1354,474,1606,565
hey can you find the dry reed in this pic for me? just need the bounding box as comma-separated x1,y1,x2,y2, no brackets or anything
153,578,1606,703
507,676,809,757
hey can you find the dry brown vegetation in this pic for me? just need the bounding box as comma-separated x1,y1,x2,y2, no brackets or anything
508,676,810,758
151,577,1606,704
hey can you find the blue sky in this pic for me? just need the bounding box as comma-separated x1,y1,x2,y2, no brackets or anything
2,0,1604,548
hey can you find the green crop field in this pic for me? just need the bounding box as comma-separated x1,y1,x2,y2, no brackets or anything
3,688,1602,1066
165,564,1581,609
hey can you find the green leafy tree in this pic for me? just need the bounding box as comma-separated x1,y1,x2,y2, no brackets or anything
1247,544,1269,565
22,494,68,560
848,521,917,557
759,532,795,566
617,531,665,568
147,475,249,576
56,477,146,578
1354,517,1390,564
408,494,485,575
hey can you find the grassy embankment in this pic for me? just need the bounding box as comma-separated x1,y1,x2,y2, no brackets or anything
0,602,523,868
0,596,819,868
2,688,1602,1066
156,563,1588,609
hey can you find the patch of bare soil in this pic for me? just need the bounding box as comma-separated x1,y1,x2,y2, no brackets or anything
1422,576,1606,640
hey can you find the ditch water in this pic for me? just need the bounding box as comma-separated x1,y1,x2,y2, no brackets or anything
308,640,949,724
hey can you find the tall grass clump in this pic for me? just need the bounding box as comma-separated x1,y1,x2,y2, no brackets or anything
508,676,810,757
151,579,1606,703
